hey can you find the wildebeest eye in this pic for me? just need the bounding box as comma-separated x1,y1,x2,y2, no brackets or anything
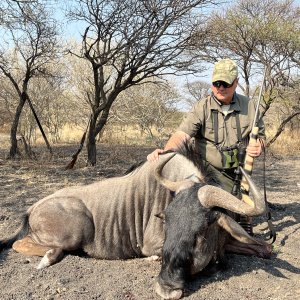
170,191,176,197
206,210,221,225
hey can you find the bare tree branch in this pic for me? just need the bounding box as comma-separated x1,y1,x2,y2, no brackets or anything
0,0,59,158
66,0,213,165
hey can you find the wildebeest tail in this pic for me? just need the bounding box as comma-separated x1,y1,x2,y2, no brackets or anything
0,214,29,250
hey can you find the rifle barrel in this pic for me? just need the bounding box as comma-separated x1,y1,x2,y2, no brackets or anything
252,67,267,131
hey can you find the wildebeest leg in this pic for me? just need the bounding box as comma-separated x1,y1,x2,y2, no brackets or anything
225,239,273,259
36,248,64,269
142,225,164,257
12,235,65,269
13,236,52,256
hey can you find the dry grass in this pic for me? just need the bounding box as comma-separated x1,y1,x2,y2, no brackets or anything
59,124,85,143
266,128,300,155
87,125,300,156
1,124,299,157
35,124,172,148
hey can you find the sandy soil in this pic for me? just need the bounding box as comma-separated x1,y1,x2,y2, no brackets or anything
0,141,300,300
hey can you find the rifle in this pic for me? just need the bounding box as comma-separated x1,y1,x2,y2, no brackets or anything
240,68,276,243
241,68,266,197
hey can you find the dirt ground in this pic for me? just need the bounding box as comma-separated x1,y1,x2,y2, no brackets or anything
0,139,300,300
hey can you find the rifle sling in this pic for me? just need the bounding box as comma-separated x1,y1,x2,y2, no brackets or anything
262,145,277,244
212,110,218,145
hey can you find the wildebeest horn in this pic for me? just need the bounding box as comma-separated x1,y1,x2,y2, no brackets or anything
154,153,196,192
197,168,266,216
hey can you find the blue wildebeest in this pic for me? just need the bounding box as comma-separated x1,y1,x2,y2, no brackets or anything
153,153,272,299
0,148,271,299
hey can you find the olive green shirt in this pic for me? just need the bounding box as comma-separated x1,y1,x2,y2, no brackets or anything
177,93,265,170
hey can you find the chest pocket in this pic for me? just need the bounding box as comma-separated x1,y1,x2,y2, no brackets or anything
231,116,250,138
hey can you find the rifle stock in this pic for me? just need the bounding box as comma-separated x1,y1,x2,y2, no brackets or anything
241,126,259,193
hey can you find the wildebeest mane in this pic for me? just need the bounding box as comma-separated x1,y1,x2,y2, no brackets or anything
123,160,145,175
124,142,218,186
174,142,219,186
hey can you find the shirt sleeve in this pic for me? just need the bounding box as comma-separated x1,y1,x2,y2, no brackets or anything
176,101,205,138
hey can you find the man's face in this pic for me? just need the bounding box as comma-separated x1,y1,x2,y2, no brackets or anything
211,78,238,105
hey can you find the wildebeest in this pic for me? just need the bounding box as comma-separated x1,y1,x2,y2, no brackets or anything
153,154,272,299
0,148,271,299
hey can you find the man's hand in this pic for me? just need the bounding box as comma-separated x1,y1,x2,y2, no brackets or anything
246,139,264,157
147,149,165,162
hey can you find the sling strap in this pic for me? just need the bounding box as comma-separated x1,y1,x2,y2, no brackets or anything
234,112,242,144
212,110,219,145
262,145,277,243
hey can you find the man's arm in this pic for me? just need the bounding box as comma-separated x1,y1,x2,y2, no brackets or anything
146,131,191,161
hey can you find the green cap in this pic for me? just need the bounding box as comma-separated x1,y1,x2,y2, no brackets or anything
212,59,238,84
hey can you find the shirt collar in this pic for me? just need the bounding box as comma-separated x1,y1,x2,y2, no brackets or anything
211,92,241,112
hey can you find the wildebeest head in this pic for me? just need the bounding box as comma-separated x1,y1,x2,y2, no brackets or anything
154,153,266,299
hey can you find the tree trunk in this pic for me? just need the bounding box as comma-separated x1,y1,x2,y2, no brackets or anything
86,115,98,166
26,95,52,155
86,136,97,166
86,108,110,166
8,96,26,159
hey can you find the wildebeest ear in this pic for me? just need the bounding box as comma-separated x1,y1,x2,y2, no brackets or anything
217,213,264,245
155,212,166,221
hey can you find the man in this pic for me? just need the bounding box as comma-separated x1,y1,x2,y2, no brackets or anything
147,59,265,233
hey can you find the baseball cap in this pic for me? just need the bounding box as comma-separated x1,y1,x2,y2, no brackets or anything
212,59,238,84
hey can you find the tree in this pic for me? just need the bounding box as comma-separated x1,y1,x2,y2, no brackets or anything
183,80,211,109
200,0,300,146
266,77,300,147
22,69,77,144
111,81,180,147
0,74,16,127
67,0,212,165
0,0,59,158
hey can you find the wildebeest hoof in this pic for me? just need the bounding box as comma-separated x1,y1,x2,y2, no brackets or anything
36,248,64,269
36,249,53,269
258,243,274,259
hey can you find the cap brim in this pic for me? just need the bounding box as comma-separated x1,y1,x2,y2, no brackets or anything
212,75,235,84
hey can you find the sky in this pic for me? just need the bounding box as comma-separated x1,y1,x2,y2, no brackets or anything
54,0,298,101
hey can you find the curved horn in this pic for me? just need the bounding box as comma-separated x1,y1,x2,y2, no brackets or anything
240,167,265,213
154,153,195,192
198,167,266,216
